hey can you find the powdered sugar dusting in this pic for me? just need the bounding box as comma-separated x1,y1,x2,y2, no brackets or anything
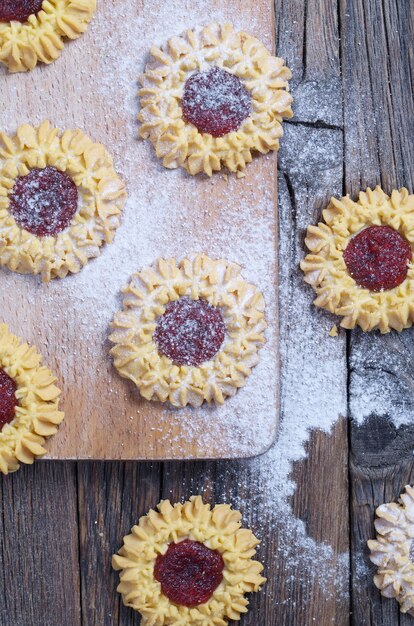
9,167,78,237
181,66,252,137
90,0,347,600
349,331,414,427
1,0,279,456
154,297,226,367
0,0,348,607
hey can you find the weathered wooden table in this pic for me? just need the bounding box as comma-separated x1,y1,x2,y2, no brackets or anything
1,1,413,625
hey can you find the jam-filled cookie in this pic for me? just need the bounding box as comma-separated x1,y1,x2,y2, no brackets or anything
368,485,414,616
0,0,96,73
139,22,293,176
0,323,64,474
0,121,127,281
112,496,266,625
300,186,414,333
109,254,267,407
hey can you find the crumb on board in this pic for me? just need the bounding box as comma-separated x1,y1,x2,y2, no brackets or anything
329,325,338,337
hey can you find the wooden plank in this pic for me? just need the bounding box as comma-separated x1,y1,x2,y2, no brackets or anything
12,0,414,624
272,0,350,622
0,0,280,461
340,0,414,623
286,420,349,625
76,461,162,626
0,462,81,626
272,133,349,625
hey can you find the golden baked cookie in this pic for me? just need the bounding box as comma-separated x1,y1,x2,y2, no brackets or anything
0,121,127,281
368,485,414,615
109,254,267,407
112,495,266,625
0,0,96,73
0,323,64,474
139,22,293,176
300,186,414,333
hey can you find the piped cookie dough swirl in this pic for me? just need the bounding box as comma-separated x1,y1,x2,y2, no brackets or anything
113,496,266,625
301,186,414,333
0,121,127,281
109,254,267,407
139,22,293,176
0,0,96,72
0,323,64,475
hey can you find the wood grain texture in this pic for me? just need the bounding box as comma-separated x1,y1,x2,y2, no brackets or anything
0,462,81,626
1,1,413,625
157,3,351,624
0,0,279,461
275,1,350,617
77,461,162,626
341,0,414,624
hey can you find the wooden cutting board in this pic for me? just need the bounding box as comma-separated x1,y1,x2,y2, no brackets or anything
0,0,280,460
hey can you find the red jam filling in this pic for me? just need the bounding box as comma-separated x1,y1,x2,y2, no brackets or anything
0,0,44,23
154,297,225,367
9,166,78,237
154,539,224,607
343,225,412,291
0,368,17,430
181,66,251,137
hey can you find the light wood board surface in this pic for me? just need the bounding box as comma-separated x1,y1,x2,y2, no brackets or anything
0,1,279,460
1,1,414,625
